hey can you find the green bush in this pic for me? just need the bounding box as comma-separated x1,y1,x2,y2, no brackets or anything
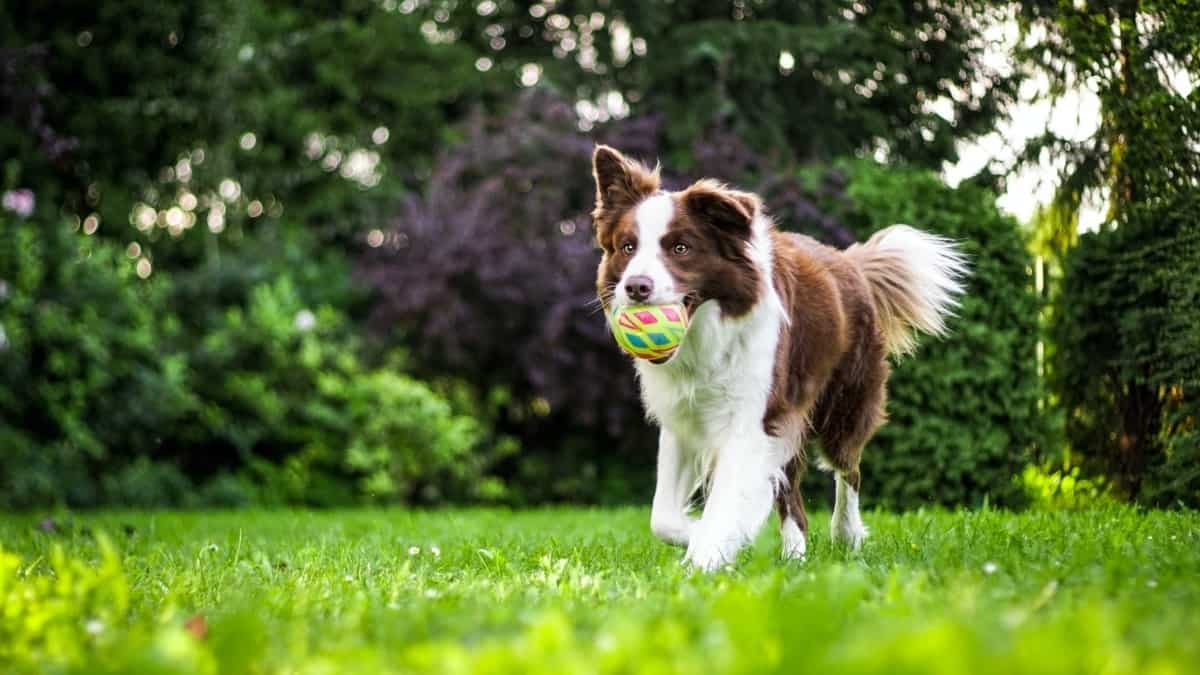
191,276,506,505
0,215,195,507
0,216,506,508
800,161,1044,509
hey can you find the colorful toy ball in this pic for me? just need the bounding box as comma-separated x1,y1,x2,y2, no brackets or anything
608,303,690,361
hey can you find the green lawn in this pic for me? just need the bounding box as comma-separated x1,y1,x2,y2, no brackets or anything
1,507,1197,674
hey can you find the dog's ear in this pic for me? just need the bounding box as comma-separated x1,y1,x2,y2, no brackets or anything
592,145,659,216
682,180,758,238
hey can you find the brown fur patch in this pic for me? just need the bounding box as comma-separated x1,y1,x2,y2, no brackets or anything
592,145,659,253
762,232,847,436
766,231,889,508
669,182,761,317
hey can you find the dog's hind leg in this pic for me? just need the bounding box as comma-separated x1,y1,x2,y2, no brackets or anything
815,359,888,552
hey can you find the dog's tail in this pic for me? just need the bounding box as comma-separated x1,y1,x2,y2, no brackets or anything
844,225,969,356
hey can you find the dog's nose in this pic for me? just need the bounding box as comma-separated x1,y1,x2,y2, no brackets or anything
625,275,654,303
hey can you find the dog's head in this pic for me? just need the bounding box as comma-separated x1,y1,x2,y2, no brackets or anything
591,145,764,318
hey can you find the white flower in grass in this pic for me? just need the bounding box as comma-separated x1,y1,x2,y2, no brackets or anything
85,619,105,636
430,545,441,557
982,561,999,575
408,546,420,556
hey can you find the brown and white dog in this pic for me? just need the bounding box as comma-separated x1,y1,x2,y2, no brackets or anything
591,145,968,571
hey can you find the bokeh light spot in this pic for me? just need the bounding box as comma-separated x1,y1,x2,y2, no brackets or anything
519,63,542,87
219,179,241,201
779,50,795,74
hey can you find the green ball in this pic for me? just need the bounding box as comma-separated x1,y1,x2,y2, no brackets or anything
608,303,690,361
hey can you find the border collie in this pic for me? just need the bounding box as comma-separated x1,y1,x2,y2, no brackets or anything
591,145,968,571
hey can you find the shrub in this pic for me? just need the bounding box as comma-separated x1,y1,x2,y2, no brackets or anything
0,214,195,508
191,276,501,505
0,213,503,507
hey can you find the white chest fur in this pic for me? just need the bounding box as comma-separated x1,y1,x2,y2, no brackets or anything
635,297,782,476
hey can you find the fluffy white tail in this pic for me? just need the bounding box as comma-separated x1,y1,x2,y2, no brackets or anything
844,225,969,356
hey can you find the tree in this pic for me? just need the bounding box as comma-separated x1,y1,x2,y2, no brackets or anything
434,0,1017,168
1017,0,1200,504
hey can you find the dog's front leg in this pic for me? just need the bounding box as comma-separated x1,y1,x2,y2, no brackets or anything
683,426,778,572
649,428,697,547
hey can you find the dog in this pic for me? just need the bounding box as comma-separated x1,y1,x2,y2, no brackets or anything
591,145,968,571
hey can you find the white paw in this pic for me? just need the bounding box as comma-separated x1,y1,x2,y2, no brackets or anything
831,516,868,551
650,515,695,548
683,533,736,572
780,519,807,561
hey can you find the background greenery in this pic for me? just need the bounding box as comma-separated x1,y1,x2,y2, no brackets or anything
1,0,1197,509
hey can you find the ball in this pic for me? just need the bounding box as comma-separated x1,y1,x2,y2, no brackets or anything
608,303,690,361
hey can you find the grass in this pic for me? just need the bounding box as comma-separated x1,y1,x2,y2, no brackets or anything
1,507,1198,674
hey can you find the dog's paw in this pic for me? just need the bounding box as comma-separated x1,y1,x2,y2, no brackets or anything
682,534,736,573
780,519,807,562
650,514,695,548
830,516,869,552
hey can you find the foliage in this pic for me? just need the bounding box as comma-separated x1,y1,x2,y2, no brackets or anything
0,537,132,669
438,0,1017,168
0,215,194,507
1015,0,1200,225
0,0,489,255
1,507,1199,673
0,1,509,508
1052,193,1200,506
1020,463,1114,510
0,215,499,507
1018,1,1200,506
801,161,1044,509
359,92,651,503
192,275,498,504
1,0,1070,509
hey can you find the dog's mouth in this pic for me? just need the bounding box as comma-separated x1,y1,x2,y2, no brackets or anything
647,296,696,366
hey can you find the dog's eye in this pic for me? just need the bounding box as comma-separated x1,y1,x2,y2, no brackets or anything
621,242,636,255
672,242,690,255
